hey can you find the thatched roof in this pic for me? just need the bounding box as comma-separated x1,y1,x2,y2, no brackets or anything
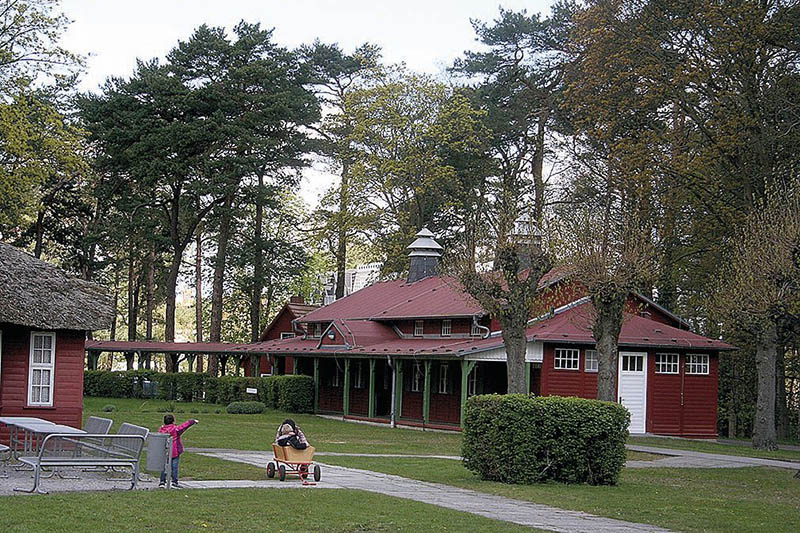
0,242,114,331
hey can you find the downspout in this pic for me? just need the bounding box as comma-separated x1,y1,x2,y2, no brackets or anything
292,318,305,337
472,314,491,339
388,355,396,428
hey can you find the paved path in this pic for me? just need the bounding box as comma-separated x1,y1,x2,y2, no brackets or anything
188,445,800,470
626,445,800,470
199,450,668,533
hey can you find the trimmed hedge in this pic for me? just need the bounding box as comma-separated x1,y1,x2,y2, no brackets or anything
84,370,314,413
226,401,266,414
462,394,630,486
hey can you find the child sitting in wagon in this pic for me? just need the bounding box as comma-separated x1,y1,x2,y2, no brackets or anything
275,418,308,450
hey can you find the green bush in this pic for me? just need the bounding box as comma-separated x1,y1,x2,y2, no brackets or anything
462,394,630,486
226,401,266,414
274,375,314,413
83,371,314,414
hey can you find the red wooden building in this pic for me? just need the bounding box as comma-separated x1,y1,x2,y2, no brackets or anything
0,243,113,430
254,229,733,437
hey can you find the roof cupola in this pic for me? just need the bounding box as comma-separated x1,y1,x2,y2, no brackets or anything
407,228,443,283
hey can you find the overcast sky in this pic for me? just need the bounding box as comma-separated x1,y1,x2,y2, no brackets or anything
60,0,555,205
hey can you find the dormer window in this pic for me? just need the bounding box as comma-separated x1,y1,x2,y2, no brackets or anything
471,322,481,337
441,319,452,337
414,320,424,337
312,323,323,338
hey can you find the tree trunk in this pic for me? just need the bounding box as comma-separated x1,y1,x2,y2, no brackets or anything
776,344,789,440
753,321,778,450
532,110,547,223
209,194,234,375
335,162,350,300
195,231,204,343
34,209,45,259
250,174,265,342
592,297,625,402
126,252,138,371
503,327,527,393
111,267,120,341
164,248,183,372
145,247,155,369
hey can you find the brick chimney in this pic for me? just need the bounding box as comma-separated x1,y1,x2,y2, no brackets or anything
289,295,305,304
407,228,443,283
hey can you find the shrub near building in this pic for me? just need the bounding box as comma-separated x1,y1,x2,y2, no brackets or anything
462,395,630,485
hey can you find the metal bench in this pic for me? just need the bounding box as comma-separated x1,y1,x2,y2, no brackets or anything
83,416,113,435
14,433,146,494
0,443,9,479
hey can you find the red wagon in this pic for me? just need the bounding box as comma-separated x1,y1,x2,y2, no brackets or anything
266,444,321,484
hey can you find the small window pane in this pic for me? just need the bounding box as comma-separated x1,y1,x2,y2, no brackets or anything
34,336,43,349
554,349,579,370
41,386,50,403
585,350,598,372
32,387,41,403
42,336,52,349
414,321,424,337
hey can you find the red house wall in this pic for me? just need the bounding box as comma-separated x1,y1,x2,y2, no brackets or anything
0,326,84,430
539,345,597,399
402,391,423,419
540,343,718,437
318,386,343,412
429,393,460,424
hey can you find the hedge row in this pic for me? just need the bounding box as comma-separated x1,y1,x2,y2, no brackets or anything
84,370,314,413
462,394,630,486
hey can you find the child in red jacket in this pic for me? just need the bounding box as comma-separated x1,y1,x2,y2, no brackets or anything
158,414,197,488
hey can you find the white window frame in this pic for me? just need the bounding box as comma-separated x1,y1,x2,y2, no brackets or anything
585,349,598,373
411,362,422,392
438,363,449,394
354,361,364,389
467,365,478,396
414,320,424,337
280,332,296,340
621,353,644,372
313,323,323,338
441,319,452,337
331,365,341,387
655,353,679,374
554,348,580,370
28,332,56,407
686,353,709,375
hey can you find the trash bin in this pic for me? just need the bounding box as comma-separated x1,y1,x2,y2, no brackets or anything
146,433,171,473
142,380,158,398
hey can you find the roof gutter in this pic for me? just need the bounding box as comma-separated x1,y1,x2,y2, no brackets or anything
472,314,490,339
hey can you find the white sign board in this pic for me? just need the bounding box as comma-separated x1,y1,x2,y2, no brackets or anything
246,387,258,394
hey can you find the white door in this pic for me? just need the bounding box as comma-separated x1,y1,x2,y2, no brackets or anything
618,352,647,434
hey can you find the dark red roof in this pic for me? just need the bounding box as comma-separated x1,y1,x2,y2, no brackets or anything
300,276,483,323
259,300,319,341
527,302,734,351
85,340,254,354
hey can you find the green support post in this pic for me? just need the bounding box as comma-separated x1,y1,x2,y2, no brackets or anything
422,360,432,425
395,359,404,420
313,358,319,413
525,361,531,394
460,360,477,427
368,359,377,418
343,359,351,416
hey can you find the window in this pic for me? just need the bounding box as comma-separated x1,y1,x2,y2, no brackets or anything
621,353,644,372
585,349,598,372
354,361,365,389
471,322,481,337
312,323,323,338
438,363,449,394
28,332,55,407
280,332,295,340
411,362,422,392
414,320,424,337
441,319,452,337
331,366,341,387
655,353,679,374
686,354,709,375
554,348,579,370
467,365,478,396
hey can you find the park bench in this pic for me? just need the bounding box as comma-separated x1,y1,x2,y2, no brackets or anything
0,443,9,478
14,432,146,494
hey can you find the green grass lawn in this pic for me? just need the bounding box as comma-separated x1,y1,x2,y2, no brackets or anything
0,488,538,532
316,456,800,533
83,397,463,455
